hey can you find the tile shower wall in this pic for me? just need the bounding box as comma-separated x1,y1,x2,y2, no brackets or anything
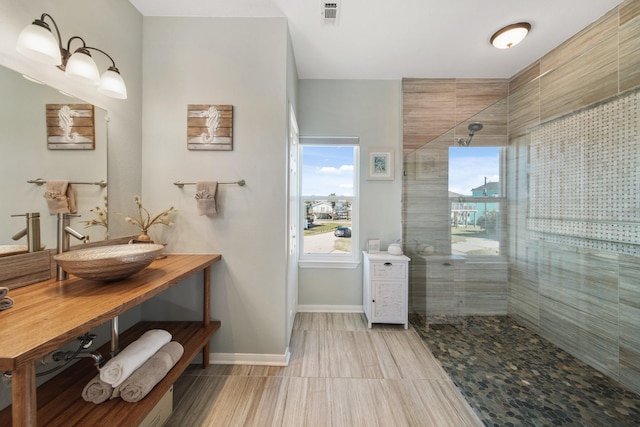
508,0,640,393
402,85,509,319
528,90,640,255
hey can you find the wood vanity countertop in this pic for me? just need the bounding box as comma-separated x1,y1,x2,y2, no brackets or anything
0,253,221,372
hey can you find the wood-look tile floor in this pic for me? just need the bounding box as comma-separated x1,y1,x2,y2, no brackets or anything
165,313,482,426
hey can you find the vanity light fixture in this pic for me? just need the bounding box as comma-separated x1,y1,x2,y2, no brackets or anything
16,15,61,65
16,13,127,99
490,22,531,49
63,39,101,86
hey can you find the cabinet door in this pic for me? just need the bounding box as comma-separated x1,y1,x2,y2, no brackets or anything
372,281,405,322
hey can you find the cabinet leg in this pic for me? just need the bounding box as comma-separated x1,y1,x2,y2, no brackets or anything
12,362,37,427
202,343,210,368
202,266,211,369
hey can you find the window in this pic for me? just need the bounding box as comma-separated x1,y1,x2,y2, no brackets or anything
449,147,504,256
299,139,359,267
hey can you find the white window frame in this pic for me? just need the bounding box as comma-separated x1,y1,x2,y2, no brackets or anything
448,146,506,258
298,137,359,269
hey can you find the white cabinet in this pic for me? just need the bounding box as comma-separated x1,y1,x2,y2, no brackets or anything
363,251,411,328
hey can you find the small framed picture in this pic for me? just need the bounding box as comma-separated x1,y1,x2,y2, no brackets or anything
417,153,438,180
368,149,394,180
367,239,381,253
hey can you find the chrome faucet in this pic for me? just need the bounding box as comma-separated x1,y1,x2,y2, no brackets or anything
50,349,105,369
56,212,89,280
11,212,42,252
43,334,105,370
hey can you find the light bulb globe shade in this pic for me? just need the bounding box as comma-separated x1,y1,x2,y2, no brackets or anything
16,21,61,66
491,22,531,49
65,49,100,86
98,67,128,99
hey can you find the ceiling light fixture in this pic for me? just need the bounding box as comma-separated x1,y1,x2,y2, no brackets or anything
16,13,128,99
490,22,531,49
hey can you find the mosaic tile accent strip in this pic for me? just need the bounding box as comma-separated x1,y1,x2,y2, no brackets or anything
528,89,640,254
411,314,640,427
528,230,640,256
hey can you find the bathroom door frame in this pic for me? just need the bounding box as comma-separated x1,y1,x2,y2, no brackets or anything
285,103,299,346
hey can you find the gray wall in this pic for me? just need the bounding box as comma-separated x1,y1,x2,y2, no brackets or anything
140,17,293,358
297,80,403,310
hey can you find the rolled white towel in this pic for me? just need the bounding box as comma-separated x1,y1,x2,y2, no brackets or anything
100,329,171,387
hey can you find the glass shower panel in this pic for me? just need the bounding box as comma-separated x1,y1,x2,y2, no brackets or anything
404,129,461,323
403,98,508,327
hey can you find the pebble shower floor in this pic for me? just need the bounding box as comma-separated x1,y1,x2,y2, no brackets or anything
410,314,640,426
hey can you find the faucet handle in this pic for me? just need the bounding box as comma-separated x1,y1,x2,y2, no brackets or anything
59,212,81,218
11,212,41,218
12,229,27,241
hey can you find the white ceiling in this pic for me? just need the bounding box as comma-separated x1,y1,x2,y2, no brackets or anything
128,0,624,80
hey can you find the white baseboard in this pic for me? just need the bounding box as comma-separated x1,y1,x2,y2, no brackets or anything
297,304,363,313
209,347,291,366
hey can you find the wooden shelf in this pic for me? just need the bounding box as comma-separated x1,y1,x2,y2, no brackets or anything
0,254,221,372
0,321,220,426
0,253,221,426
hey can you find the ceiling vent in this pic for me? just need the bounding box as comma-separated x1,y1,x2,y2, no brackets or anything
321,1,340,25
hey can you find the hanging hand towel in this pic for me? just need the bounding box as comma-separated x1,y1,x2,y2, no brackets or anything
195,181,218,216
0,297,14,311
81,374,113,404
115,341,184,402
99,329,172,387
43,180,77,215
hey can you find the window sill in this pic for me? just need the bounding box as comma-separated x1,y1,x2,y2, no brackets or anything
298,259,361,269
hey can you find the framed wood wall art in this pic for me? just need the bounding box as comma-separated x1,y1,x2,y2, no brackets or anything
46,104,95,150
187,104,233,151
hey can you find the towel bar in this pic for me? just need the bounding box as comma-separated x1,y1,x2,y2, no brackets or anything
27,178,108,188
173,179,246,188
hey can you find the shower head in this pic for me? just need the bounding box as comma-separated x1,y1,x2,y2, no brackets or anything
468,122,483,133
458,122,483,146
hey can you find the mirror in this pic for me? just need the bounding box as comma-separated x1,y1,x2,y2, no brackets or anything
0,65,108,255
